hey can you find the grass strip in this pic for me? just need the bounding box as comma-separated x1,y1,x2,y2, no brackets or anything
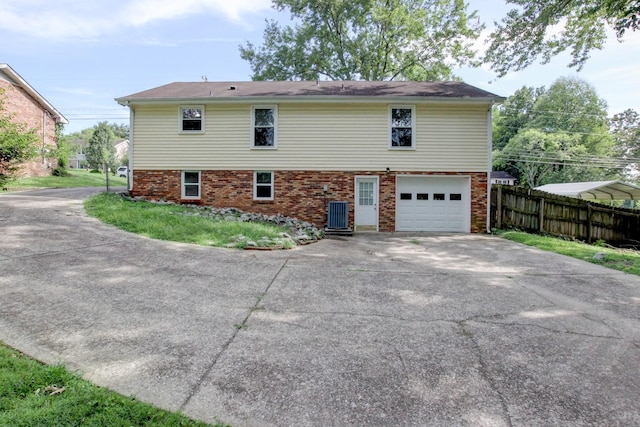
7,169,127,189
497,230,640,276
0,342,224,426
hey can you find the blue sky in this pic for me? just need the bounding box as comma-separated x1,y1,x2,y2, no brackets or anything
2,0,639,134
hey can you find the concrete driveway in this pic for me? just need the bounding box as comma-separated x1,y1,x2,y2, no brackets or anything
1,188,639,426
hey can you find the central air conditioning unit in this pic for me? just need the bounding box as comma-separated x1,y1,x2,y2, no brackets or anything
326,201,352,235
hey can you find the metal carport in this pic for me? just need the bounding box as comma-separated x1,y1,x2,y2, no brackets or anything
535,180,640,200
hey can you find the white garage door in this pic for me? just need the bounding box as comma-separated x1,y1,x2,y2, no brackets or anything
396,176,470,232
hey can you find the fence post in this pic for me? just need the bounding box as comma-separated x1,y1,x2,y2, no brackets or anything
539,198,545,232
587,203,592,243
496,185,503,229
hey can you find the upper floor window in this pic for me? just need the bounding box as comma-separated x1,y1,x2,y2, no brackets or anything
180,106,204,132
252,106,277,148
389,106,415,149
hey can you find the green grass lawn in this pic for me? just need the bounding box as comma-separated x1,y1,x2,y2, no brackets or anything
0,343,223,426
84,192,296,249
497,230,640,276
6,169,127,189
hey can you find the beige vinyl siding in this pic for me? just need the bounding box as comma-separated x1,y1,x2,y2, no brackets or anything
131,102,488,171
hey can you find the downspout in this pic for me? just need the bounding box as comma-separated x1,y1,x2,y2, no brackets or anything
486,101,494,233
42,110,47,168
128,105,134,192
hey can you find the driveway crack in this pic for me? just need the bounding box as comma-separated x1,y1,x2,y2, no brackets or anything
178,255,291,412
458,320,514,427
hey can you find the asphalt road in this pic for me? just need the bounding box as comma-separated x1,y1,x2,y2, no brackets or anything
1,188,639,426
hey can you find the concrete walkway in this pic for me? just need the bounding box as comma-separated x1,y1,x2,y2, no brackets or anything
1,188,639,426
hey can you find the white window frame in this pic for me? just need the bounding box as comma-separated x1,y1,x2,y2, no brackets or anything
388,105,416,150
181,171,201,199
253,171,274,200
251,105,278,149
179,105,205,133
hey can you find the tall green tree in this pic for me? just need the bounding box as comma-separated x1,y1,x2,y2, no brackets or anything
494,129,583,188
610,108,640,177
85,122,115,171
531,76,613,154
493,85,544,151
0,89,39,187
493,77,616,186
484,0,640,77
240,0,483,81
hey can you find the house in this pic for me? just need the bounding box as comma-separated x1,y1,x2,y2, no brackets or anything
113,139,129,164
69,138,129,169
0,64,68,176
116,81,504,233
68,139,87,169
491,171,516,186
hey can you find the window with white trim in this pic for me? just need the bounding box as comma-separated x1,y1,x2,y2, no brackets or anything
389,106,415,148
182,171,201,199
254,171,274,200
252,106,277,148
180,106,204,132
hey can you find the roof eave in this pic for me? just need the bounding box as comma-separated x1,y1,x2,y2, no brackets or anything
0,64,69,125
116,95,504,106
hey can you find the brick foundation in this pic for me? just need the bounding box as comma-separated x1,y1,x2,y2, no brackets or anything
132,170,488,232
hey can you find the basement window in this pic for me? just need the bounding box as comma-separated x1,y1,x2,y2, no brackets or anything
182,171,201,199
254,171,274,200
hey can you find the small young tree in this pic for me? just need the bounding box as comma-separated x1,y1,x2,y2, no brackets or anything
85,122,115,171
52,123,72,177
0,89,39,187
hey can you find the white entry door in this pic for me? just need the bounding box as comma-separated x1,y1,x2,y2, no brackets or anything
354,176,378,231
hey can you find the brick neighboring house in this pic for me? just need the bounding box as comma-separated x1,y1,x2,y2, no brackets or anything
116,81,504,233
0,63,68,177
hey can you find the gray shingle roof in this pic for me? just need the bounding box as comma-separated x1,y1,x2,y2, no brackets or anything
116,80,504,104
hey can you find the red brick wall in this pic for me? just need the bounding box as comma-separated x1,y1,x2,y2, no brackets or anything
0,79,58,177
132,170,488,232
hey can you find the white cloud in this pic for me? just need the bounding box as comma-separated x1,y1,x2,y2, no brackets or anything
0,0,271,40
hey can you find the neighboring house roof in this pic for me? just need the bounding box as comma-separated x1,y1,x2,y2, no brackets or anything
0,63,68,124
535,181,640,200
491,171,515,180
116,80,505,105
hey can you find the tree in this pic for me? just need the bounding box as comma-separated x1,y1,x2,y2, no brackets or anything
0,89,39,187
493,85,544,151
240,0,483,81
530,76,613,155
85,122,115,171
109,123,129,140
493,129,581,188
492,77,617,186
610,108,640,177
52,123,72,177
484,0,640,77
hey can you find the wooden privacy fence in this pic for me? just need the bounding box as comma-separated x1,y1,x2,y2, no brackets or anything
490,185,640,244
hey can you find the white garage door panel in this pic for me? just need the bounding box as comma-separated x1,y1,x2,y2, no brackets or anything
396,176,470,232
